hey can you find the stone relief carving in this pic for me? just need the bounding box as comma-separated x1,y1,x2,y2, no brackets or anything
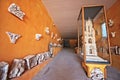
48,42,54,57
9,59,26,78
111,32,116,38
53,43,57,47
0,50,54,79
24,55,38,69
53,34,57,39
108,19,114,27
51,32,54,39
37,54,45,64
6,32,21,44
0,62,9,80
45,27,50,34
91,68,104,80
35,34,42,40
43,52,50,60
8,3,25,20
57,38,61,42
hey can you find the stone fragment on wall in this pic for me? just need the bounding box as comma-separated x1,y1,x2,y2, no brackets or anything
43,52,50,60
6,32,21,44
0,61,9,80
48,42,54,57
8,3,25,20
51,32,54,39
35,34,42,40
37,53,45,64
45,27,50,34
57,44,62,47
9,59,26,79
24,55,38,69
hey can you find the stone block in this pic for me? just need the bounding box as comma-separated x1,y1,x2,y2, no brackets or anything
0,61,9,80
9,59,26,78
24,55,38,69
37,53,45,64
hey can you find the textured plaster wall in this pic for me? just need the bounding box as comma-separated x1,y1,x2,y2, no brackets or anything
107,0,120,71
0,0,61,64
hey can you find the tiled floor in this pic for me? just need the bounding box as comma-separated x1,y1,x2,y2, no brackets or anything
33,48,120,80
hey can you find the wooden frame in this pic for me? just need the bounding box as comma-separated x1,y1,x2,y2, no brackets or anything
77,5,112,79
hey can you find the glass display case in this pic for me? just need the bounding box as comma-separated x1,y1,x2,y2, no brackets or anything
77,5,111,80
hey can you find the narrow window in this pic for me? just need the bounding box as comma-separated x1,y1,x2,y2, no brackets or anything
101,23,107,38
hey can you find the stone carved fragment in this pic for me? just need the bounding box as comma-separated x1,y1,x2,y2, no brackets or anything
51,32,54,39
6,32,21,44
0,61,9,80
48,42,54,57
108,19,114,27
111,32,116,38
24,55,38,69
37,54,45,64
57,38,61,42
45,27,50,34
53,34,57,39
9,59,26,78
35,34,42,40
91,68,104,80
8,3,25,20
57,44,62,47
43,52,50,60
53,43,57,47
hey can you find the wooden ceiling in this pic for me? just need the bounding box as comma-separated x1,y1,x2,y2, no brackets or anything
42,0,117,39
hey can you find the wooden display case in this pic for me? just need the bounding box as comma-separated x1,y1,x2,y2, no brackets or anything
77,5,111,80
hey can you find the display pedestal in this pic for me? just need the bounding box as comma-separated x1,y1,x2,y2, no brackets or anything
82,62,107,79
77,5,112,79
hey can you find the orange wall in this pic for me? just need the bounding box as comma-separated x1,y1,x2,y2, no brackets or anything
0,0,61,64
107,0,120,70
107,0,120,46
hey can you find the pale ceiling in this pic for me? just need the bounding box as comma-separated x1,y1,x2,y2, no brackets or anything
42,0,117,39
